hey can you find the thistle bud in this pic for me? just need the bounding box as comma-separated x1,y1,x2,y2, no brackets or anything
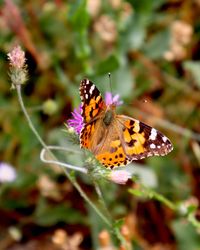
108,169,132,185
7,45,28,88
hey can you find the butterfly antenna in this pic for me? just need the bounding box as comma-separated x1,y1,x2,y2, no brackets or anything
108,72,113,95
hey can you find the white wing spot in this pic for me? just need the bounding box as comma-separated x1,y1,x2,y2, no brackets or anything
89,85,95,95
86,79,90,85
149,128,157,140
85,94,88,99
162,136,168,142
150,143,156,149
157,145,161,149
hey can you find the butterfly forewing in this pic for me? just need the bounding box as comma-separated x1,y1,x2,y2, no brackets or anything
79,79,105,123
116,115,173,160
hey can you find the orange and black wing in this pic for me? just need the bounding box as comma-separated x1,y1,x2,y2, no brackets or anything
79,79,105,124
116,115,173,161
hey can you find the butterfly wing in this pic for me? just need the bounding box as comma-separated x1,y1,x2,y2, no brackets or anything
79,79,106,123
80,79,106,149
116,115,173,160
81,118,130,168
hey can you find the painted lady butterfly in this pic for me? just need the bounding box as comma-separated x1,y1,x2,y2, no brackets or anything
80,79,173,168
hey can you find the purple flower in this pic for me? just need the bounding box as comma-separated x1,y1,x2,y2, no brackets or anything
105,92,123,106
0,162,17,183
67,106,83,134
67,92,122,135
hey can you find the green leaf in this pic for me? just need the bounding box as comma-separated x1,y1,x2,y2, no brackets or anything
91,65,134,100
113,218,125,229
172,219,200,250
129,188,145,197
68,0,89,31
68,0,91,58
143,29,170,59
120,16,147,51
127,0,165,13
35,198,84,226
95,55,120,75
110,66,134,98
183,61,200,88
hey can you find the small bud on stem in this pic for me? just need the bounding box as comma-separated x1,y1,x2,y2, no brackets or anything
7,45,28,88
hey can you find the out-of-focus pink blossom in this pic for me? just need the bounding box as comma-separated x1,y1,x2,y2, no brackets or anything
108,169,132,185
0,162,17,183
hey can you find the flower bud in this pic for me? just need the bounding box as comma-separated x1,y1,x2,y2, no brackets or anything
42,99,58,116
7,45,28,87
108,169,132,185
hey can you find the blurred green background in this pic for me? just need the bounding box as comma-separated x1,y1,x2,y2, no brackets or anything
0,0,200,249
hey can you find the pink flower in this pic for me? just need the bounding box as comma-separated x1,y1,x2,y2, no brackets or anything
105,92,123,106
67,106,83,134
0,162,17,183
7,45,27,87
108,169,132,185
67,92,122,135
7,46,26,69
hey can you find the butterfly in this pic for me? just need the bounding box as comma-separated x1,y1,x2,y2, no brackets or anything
79,79,173,168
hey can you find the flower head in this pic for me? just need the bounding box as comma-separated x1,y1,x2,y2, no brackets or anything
108,169,132,185
7,45,28,87
8,46,26,69
0,162,17,183
105,92,123,106
67,106,83,134
67,92,122,135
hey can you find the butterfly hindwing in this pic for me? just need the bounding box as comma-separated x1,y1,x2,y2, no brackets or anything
80,116,129,168
93,120,130,168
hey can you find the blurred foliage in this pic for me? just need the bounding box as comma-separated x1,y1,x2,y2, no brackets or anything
0,0,200,249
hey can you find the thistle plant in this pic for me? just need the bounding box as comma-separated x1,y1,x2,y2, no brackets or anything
7,45,132,249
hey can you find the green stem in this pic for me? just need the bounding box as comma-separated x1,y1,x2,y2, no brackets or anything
16,84,111,227
92,179,113,223
16,85,47,150
73,179,111,227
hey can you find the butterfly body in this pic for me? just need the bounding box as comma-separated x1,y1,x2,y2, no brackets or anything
79,79,173,168
103,107,115,126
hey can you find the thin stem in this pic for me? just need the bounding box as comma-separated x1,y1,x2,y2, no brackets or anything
40,147,88,174
93,179,113,223
148,188,177,211
16,85,47,149
16,84,112,228
72,179,111,227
